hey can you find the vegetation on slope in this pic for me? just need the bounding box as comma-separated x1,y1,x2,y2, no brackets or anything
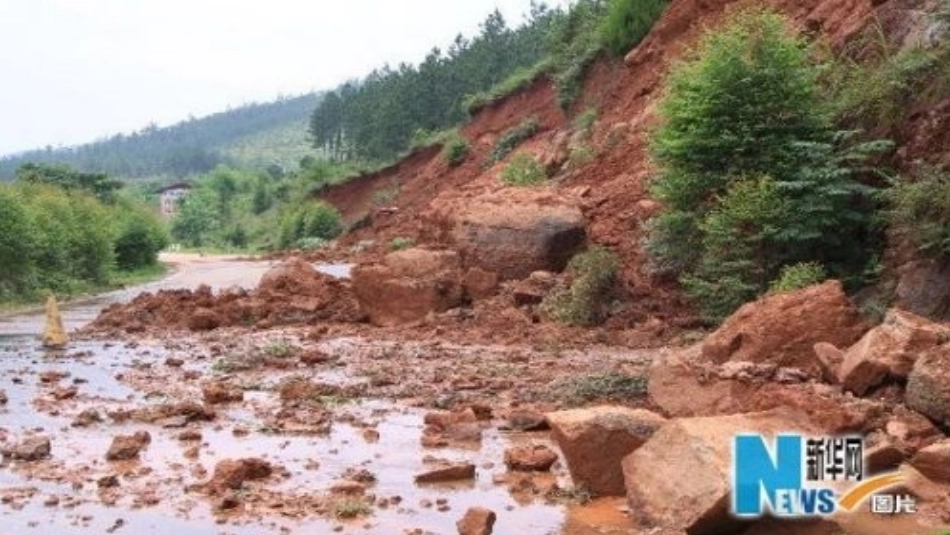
647,8,890,323
0,164,167,303
310,0,669,162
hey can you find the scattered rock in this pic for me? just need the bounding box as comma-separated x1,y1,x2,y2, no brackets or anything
0,390,7,405
910,440,950,483
2,436,51,461
106,431,151,461
71,409,103,428
456,506,496,535
839,309,950,395
414,463,476,483
330,481,367,495
206,458,273,494
906,345,950,426
299,349,333,365
52,386,78,400
503,444,558,472
813,342,844,383
352,249,464,326
547,406,667,496
165,357,185,367
202,381,244,404
187,308,222,332
97,475,120,489
504,410,549,431
622,410,812,534
701,281,867,376
463,268,500,300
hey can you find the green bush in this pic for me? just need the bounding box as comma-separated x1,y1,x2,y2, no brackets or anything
769,262,827,293
541,246,619,326
599,0,668,57
0,186,36,298
389,237,415,251
648,8,886,323
442,132,470,167
114,205,169,270
278,201,343,249
888,167,950,257
573,107,598,134
488,117,539,165
500,153,547,186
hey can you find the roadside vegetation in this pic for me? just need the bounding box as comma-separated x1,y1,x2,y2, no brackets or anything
0,164,167,305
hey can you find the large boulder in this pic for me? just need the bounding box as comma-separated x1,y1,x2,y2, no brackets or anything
906,345,950,426
702,281,868,376
622,410,813,534
351,248,464,326
896,258,950,319
839,309,950,395
428,190,586,280
547,406,666,496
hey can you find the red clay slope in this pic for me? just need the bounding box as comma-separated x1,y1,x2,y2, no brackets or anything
317,0,928,329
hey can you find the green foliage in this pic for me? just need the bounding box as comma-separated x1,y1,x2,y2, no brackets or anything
888,167,950,257
648,9,886,323
278,201,343,249
113,203,169,270
372,186,399,206
462,60,552,114
769,262,827,293
488,118,539,164
442,132,470,167
600,0,668,57
16,162,124,203
500,153,547,186
573,107,598,133
542,246,619,326
172,187,222,247
389,237,415,251
549,372,647,406
680,177,788,322
0,187,36,298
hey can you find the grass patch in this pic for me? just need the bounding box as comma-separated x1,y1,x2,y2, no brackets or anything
768,262,827,294
332,498,373,519
372,186,399,206
888,167,950,258
487,117,539,165
463,60,552,115
541,247,619,326
545,484,594,504
442,131,470,167
389,237,415,251
500,153,547,187
549,372,648,406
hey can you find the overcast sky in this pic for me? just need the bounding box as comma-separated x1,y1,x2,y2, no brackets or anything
0,0,569,156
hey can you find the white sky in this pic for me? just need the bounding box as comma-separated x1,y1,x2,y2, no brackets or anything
0,0,569,156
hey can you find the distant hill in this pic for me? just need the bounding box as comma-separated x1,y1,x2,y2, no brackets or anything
0,92,323,181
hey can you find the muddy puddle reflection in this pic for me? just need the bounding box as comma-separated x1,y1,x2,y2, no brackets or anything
0,335,627,534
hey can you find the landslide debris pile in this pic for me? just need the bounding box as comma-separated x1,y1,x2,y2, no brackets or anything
86,258,362,335
546,281,950,534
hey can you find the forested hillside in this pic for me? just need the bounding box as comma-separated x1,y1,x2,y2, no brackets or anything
0,93,321,180
310,0,666,161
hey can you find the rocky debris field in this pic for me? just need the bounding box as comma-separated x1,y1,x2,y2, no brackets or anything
4,256,950,534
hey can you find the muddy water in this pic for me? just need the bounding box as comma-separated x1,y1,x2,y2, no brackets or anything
0,256,625,535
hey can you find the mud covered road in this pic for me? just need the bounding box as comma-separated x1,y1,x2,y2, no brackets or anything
0,254,642,535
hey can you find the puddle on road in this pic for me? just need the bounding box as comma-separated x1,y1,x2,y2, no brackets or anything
0,336,627,535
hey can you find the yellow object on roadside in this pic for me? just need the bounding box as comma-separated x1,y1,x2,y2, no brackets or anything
42,295,68,349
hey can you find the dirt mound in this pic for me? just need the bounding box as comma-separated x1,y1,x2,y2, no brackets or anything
86,258,362,335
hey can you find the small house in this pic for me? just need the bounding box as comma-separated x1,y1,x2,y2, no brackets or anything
158,182,191,217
